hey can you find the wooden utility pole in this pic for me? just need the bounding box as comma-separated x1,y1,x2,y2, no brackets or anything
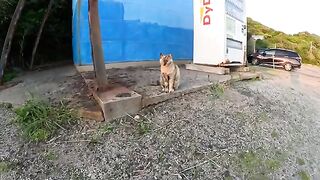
88,0,108,90
0,0,26,84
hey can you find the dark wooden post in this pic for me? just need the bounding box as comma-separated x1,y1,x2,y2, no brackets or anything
88,0,108,90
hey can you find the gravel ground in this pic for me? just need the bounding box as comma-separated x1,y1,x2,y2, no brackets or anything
1,65,320,180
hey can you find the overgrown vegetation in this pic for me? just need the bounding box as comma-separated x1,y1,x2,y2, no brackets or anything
0,0,72,69
3,68,18,82
248,17,320,66
15,99,77,142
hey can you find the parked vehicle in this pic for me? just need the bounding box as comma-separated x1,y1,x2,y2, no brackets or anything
247,48,266,63
251,48,302,71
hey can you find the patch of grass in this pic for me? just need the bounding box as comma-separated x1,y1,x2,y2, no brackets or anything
0,160,17,173
209,83,225,98
298,170,310,180
15,99,78,142
101,124,115,134
265,159,281,171
271,130,279,139
258,112,269,122
3,69,18,83
89,124,116,144
44,151,58,161
235,150,286,179
297,158,306,166
235,111,250,121
0,161,10,173
249,174,269,180
239,151,262,171
137,120,151,135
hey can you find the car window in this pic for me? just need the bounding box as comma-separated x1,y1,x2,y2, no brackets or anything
265,50,275,57
275,50,288,57
288,51,299,58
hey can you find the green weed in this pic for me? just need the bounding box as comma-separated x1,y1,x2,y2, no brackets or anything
298,170,310,180
297,158,306,166
265,159,281,171
3,69,18,83
44,151,58,161
15,99,77,142
89,124,115,144
0,161,9,173
239,151,262,171
271,130,279,139
210,83,225,98
137,120,151,135
235,150,285,179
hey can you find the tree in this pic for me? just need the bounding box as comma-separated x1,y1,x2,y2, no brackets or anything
0,0,26,84
30,0,55,70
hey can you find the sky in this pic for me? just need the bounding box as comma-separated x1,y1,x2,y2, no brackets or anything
247,0,320,35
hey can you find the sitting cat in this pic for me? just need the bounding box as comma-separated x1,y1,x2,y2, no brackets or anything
159,53,180,93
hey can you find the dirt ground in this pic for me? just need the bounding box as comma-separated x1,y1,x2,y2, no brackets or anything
82,66,230,97
1,64,320,179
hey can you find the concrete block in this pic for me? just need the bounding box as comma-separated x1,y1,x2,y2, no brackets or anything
230,66,250,72
79,107,104,122
93,86,142,121
185,64,230,75
239,72,263,81
142,83,212,107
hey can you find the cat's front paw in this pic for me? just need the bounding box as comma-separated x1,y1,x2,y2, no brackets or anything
169,89,175,93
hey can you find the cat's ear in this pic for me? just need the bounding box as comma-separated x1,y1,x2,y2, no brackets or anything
160,53,164,58
168,54,173,59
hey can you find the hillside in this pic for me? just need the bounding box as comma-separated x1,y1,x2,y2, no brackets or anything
247,18,320,65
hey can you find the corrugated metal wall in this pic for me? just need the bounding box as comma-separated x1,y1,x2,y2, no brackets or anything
72,0,194,65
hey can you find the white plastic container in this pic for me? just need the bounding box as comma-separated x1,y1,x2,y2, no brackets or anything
194,0,247,66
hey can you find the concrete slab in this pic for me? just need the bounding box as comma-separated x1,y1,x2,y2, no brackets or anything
185,64,230,75
81,65,231,120
232,72,263,81
93,86,142,121
230,66,250,72
0,65,79,106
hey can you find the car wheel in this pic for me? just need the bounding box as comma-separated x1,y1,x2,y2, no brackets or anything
284,63,293,71
252,58,259,65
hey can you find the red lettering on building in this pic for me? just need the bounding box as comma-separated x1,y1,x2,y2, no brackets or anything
202,1,212,25
203,0,210,5
205,6,213,14
203,15,211,25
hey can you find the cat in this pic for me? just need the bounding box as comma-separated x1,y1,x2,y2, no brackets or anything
159,53,180,93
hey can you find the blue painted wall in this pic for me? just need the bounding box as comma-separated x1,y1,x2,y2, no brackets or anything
72,0,194,65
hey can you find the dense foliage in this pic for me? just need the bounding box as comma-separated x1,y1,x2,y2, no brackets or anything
0,0,72,69
248,17,320,65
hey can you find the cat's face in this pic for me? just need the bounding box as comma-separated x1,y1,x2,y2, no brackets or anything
160,53,173,66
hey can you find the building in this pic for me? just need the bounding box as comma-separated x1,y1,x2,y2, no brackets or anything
72,0,246,66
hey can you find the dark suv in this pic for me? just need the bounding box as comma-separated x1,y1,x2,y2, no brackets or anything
251,48,302,71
